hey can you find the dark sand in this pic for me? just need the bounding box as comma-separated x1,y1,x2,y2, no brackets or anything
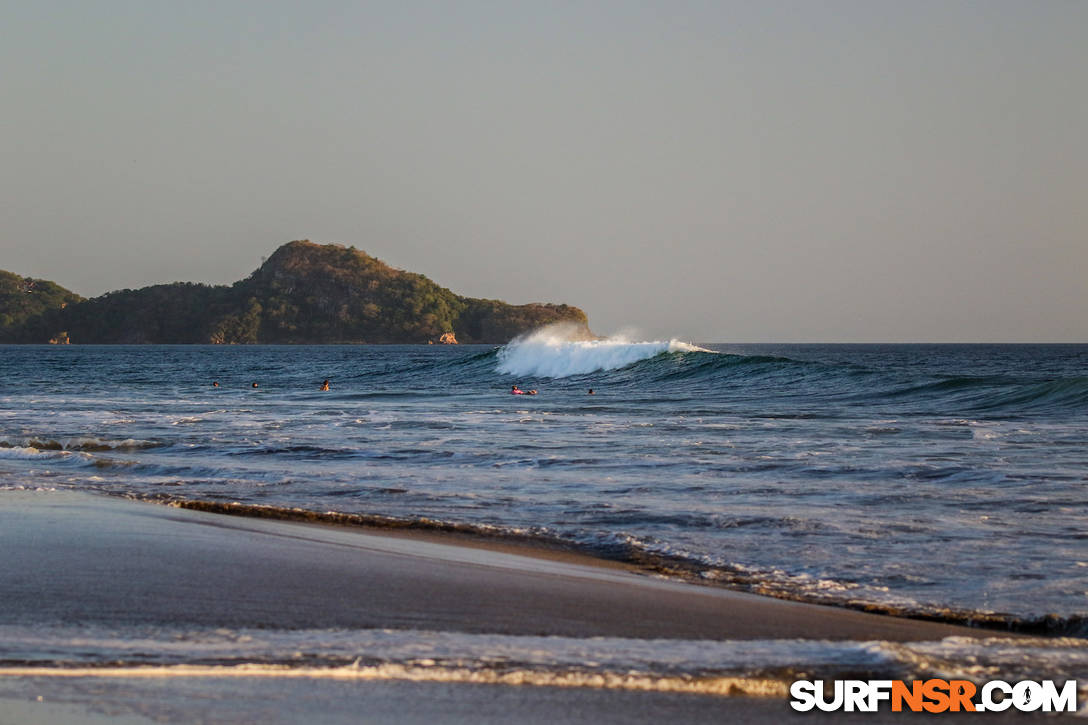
0,491,1057,723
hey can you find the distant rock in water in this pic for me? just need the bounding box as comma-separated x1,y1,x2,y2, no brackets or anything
0,241,592,344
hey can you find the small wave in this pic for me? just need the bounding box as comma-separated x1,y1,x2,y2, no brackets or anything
0,437,160,452
880,375,1088,415
3,626,1084,699
496,325,709,379
229,445,359,459
0,446,73,461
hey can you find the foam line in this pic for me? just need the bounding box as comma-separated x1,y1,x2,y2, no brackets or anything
0,663,788,696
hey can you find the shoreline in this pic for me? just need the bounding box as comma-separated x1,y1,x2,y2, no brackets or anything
0,489,1072,723
0,488,990,642
165,496,1050,636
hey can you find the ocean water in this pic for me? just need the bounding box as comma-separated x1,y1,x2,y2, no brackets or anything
1,331,1086,694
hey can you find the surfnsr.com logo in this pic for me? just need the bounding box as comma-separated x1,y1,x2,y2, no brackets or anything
790,679,1079,713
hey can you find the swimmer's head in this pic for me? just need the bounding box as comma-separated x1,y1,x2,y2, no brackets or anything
212,381,219,387
252,382,259,388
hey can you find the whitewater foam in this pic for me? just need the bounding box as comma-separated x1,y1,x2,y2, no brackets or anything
496,327,709,378
0,446,72,461
4,624,1084,701
0,663,789,697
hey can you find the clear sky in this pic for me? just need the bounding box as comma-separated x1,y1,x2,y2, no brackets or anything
2,0,1085,342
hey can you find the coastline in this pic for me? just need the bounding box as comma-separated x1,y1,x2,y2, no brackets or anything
2,489,1072,723
162,497,1067,635
4,487,1079,718
0,489,987,642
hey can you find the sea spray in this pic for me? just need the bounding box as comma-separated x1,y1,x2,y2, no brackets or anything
496,325,709,378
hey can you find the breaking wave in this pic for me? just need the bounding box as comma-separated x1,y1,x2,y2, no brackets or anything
486,330,1088,416
496,325,710,378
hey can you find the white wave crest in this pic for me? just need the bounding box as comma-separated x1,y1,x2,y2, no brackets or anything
0,446,72,461
496,325,709,379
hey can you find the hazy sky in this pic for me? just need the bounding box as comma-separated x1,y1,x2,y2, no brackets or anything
2,1,1085,341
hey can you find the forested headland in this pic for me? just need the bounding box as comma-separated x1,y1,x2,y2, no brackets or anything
0,241,591,344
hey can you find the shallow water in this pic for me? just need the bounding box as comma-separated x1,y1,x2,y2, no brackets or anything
1,337,1085,633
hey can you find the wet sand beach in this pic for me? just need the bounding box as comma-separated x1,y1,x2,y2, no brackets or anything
0,491,1063,723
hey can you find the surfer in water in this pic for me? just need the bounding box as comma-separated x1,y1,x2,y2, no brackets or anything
511,385,537,396
320,379,330,391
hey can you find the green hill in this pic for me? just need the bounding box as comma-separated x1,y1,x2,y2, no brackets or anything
0,241,591,344
0,271,84,343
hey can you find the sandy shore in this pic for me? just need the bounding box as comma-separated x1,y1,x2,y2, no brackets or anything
0,490,1054,723
0,490,987,640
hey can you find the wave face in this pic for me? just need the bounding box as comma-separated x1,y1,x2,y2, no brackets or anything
496,326,709,378
0,341,1086,648
491,336,1088,417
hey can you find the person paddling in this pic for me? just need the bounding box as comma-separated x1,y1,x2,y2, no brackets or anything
511,385,537,396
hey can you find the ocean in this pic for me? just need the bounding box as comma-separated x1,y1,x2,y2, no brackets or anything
2,331,1086,692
